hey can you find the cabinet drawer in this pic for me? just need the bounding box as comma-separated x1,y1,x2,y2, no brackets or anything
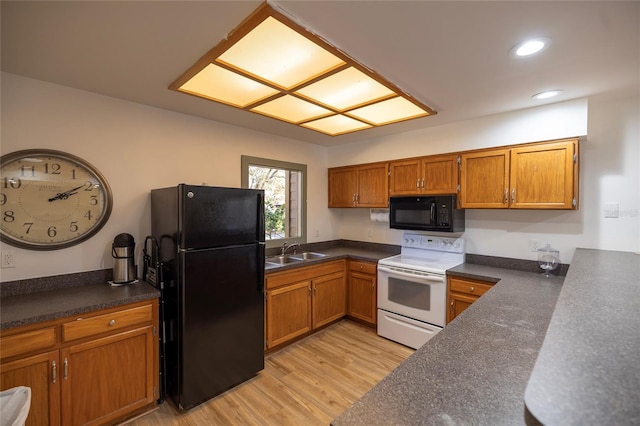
0,327,57,360
348,260,376,275
267,260,345,289
449,277,494,297
62,304,153,342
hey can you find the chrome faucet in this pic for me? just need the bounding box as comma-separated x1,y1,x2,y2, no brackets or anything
281,241,300,255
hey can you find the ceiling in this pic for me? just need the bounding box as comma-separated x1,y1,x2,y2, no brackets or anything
2,1,639,146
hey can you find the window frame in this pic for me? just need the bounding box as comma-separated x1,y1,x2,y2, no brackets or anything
241,155,307,249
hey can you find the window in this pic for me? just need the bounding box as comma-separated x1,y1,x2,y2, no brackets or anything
241,156,307,247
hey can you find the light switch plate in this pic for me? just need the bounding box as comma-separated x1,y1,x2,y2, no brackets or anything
604,202,619,218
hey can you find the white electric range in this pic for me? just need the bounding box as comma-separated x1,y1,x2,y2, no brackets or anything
377,232,465,349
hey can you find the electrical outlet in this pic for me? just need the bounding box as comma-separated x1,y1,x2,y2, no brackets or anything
315,229,320,238
367,228,373,238
1,250,16,268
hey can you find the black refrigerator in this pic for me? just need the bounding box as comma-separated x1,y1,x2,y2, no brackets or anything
150,184,265,411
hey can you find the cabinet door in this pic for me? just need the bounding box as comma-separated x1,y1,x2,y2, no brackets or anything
356,162,389,207
510,140,577,209
60,326,155,426
347,271,377,325
266,281,312,348
422,154,459,194
328,167,357,207
459,149,510,208
312,272,346,329
447,292,477,324
389,159,421,195
1,351,61,426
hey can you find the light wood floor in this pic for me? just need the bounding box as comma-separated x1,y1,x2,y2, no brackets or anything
129,320,414,426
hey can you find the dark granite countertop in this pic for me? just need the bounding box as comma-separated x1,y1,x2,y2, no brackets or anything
524,249,640,425
1,280,160,330
333,263,565,426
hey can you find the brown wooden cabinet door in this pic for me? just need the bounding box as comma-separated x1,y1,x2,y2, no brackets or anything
266,281,312,348
328,167,357,207
356,162,389,207
389,159,421,195
312,272,347,329
510,140,577,209
1,351,61,426
421,154,459,194
60,326,155,426
447,292,478,323
459,149,510,208
347,271,377,325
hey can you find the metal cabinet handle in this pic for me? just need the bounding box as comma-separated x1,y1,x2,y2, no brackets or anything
64,358,69,380
421,178,425,189
416,179,421,189
470,286,475,292
511,188,516,203
504,189,508,204
108,319,116,326
52,361,57,384
371,283,375,292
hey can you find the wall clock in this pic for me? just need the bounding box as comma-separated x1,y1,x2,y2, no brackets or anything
0,149,113,250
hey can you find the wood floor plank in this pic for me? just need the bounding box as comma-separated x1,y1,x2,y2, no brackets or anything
128,320,413,426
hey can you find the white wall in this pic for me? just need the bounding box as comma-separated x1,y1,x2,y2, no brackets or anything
328,95,640,263
0,73,334,281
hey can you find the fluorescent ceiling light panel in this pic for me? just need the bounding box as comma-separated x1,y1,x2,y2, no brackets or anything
296,67,395,110
170,2,436,136
217,16,345,90
532,90,563,100
178,63,278,107
348,97,429,125
302,115,372,136
251,95,333,123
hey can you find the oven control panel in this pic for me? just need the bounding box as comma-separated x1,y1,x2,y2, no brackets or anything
402,233,465,253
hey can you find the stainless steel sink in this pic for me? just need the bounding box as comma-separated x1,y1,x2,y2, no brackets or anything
265,255,303,265
290,252,327,261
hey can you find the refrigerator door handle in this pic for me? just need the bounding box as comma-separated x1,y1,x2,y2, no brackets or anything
257,191,265,242
258,244,265,293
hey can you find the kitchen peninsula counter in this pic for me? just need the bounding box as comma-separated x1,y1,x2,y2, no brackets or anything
333,248,639,425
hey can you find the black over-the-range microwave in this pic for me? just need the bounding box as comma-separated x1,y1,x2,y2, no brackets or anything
389,195,465,232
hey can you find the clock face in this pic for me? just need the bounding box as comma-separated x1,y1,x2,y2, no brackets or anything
0,149,113,250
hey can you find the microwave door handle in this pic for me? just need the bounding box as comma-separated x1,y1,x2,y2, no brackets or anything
378,266,445,283
430,201,436,224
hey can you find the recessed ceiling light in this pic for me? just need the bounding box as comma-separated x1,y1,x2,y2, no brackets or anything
512,38,549,57
169,3,436,136
532,90,563,100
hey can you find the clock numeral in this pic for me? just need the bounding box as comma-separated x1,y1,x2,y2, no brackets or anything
21,165,35,177
3,211,15,222
89,195,98,206
23,223,33,234
44,162,62,175
84,181,95,191
47,226,57,238
2,177,21,189
0,194,6,205
71,169,76,179
84,210,93,221
69,222,79,233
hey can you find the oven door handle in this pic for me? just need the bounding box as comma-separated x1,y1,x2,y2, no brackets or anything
378,266,445,283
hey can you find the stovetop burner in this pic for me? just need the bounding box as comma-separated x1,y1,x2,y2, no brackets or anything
379,233,465,274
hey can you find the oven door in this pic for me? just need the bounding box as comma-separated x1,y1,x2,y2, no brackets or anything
377,264,446,327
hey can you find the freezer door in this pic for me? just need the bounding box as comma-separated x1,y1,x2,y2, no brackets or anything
180,185,265,249
179,243,265,410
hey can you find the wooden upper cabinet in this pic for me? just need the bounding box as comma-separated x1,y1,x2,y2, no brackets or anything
328,162,389,208
390,154,458,196
510,140,578,209
460,139,578,210
459,148,510,208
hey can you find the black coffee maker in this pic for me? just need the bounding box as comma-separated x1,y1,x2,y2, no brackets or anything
111,233,136,285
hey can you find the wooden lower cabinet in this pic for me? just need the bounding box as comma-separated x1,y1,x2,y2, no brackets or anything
265,260,346,350
347,260,377,326
0,351,61,426
266,281,312,348
0,300,158,426
446,276,495,323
